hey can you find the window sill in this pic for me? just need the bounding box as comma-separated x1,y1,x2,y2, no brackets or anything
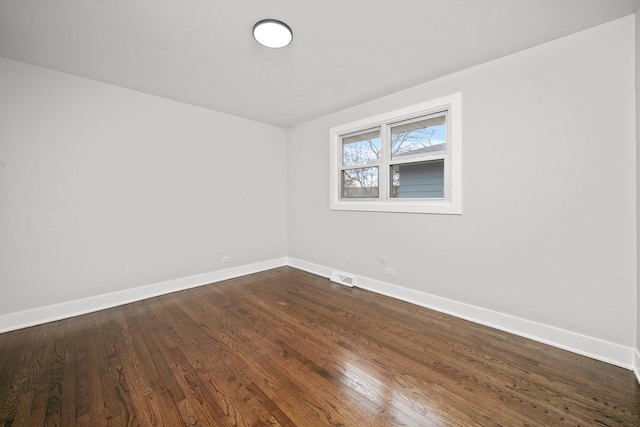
330,198,462,215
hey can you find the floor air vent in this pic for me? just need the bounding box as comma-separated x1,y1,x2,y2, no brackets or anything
329,271,356,287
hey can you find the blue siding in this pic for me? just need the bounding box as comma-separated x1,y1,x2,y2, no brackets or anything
397,160,444,198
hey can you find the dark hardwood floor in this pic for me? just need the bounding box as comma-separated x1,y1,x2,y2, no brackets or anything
0,267,638,426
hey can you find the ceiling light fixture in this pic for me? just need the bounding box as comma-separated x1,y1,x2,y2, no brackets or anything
253,19,293,48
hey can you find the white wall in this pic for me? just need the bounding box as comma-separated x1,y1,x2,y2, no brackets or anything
0,57,287,318
287,17,636,358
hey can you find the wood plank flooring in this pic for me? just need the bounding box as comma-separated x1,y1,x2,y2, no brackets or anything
1,266,638,426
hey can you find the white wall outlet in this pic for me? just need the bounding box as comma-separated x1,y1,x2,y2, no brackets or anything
384,268,396,277
222,256,231,264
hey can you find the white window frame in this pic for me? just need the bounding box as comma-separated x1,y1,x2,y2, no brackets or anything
330,93,462,214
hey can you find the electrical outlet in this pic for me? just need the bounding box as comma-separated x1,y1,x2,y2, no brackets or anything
222,256,231,264
384,268,396,277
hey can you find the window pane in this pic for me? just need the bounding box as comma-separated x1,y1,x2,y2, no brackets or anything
391,115,446,159
391,160,444,198
342,167,379,198
342,129,380,166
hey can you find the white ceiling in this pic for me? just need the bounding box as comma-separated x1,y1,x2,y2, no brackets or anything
1,0,638,128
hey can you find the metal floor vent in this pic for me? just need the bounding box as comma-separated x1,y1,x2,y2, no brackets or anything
329,271,356,287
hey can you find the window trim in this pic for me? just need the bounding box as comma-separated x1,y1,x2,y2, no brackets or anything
329,93,462,214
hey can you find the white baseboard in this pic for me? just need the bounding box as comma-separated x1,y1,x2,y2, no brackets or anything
1,256,636,373
634,350,640,384
0,257,287,333
287,257,635,370
287,257,333,278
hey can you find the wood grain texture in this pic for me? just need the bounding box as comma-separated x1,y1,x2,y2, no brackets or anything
1,266,638,426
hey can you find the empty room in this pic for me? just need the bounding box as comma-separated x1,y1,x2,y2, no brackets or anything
1,0,639,425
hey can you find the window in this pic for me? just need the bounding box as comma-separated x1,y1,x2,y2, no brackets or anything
330,93,462,214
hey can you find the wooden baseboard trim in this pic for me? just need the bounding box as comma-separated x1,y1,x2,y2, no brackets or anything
0,258,287,333
287,257,635,371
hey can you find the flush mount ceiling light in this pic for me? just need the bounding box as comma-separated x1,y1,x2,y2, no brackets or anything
253,19,292,48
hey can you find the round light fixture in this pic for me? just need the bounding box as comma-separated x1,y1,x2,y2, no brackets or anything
253,19,292,48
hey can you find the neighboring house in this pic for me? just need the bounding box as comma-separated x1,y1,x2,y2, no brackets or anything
394,142,446,198
344,142,446,198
